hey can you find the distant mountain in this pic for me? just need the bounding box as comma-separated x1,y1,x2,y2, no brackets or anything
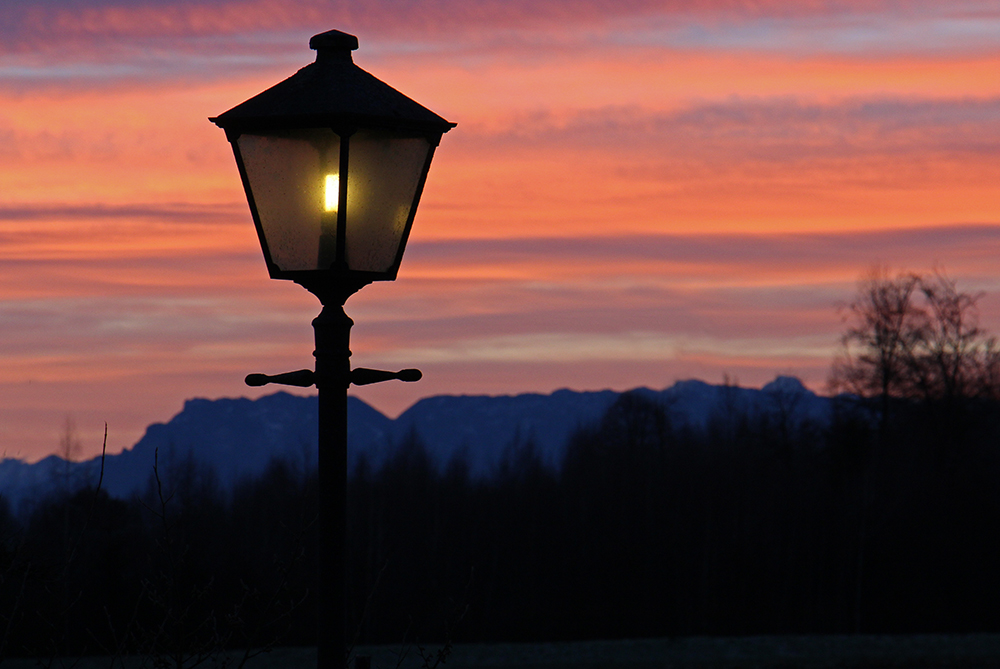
0,376,833,516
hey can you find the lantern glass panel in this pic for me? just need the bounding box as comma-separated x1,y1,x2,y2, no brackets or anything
345,129,432,273
237,129,340,272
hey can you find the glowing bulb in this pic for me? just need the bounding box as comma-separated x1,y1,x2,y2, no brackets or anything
324,174,339,213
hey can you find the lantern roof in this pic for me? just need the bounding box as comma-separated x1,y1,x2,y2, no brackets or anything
210,30,456,135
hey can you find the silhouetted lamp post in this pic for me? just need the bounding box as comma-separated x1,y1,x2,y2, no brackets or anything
210,29,454,669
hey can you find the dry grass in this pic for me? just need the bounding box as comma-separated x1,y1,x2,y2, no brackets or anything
7,635,1000,669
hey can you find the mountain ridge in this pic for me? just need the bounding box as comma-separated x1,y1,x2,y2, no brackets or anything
0,376,833,516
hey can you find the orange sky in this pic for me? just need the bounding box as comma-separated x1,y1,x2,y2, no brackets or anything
1,0,999,461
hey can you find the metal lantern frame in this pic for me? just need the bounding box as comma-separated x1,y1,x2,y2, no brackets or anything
211,29,456,303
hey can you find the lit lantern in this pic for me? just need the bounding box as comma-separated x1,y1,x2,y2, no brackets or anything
211,29,455,298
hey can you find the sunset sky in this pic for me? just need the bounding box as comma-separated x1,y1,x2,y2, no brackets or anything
2,0,999,462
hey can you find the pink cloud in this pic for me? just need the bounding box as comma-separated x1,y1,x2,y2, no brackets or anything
4,0,996,61
5,0,987,40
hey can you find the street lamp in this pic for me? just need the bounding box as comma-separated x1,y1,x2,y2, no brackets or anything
210,29,455,669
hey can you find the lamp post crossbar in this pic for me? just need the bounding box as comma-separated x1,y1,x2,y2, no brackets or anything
246,366,422,389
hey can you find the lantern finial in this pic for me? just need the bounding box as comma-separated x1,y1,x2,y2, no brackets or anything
309,30,358,64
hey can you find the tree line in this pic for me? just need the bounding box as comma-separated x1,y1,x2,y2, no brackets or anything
2,269,1000,662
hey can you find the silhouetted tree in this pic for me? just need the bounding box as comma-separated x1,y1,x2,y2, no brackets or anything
829,268,1000,631
910,273,1000,402
830,268,925,433
832,269,1000,408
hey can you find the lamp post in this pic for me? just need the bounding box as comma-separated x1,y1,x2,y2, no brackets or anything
210,29,454,669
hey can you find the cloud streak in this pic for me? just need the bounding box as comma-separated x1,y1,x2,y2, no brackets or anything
0,202,243,222
4,0,998,90
5,0,991,46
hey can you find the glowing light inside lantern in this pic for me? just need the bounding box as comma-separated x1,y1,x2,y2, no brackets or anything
324,174,339,213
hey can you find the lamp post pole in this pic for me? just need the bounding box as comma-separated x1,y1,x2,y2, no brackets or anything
246,295,355,667
313,299,353,668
